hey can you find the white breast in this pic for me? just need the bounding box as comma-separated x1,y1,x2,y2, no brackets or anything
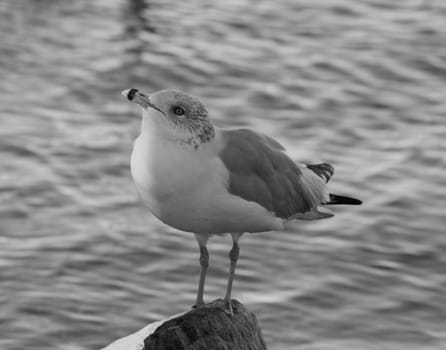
131,132,204,217
131,120,282,234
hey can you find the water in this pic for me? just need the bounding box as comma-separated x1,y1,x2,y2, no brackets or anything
1,0,445,349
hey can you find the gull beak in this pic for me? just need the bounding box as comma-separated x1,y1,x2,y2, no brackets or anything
121,88,154,110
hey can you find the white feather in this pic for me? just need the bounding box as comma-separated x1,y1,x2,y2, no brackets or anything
131,110,283,234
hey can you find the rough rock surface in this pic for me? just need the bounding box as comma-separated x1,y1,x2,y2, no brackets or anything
144,299,267,350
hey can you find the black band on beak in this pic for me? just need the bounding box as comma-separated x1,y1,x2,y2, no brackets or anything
127,88,139,101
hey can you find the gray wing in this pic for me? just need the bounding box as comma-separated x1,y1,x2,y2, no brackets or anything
219,129,327,219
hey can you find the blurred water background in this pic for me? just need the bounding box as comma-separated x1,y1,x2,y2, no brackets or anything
1,0,445,349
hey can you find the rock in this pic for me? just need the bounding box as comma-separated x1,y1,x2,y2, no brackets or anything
101,299,267,350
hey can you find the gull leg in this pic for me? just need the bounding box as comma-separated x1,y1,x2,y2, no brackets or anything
224,233,242,314
194,233,209,307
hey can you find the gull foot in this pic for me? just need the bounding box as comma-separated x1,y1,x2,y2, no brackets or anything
213,299,234,317
192,299,236,316
224,299,234,317
191,301,205,310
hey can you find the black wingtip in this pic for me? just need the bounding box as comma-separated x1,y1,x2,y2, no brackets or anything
307,163,334,183
328,194,362,205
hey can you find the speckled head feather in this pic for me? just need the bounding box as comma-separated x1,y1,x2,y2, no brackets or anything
150,89,208,121
124,88,215,148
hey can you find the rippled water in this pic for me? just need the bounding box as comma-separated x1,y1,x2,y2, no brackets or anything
1,0,445,349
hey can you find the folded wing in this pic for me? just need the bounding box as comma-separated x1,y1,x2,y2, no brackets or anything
219,129,329,219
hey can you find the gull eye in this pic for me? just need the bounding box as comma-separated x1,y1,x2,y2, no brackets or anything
174,106,185,116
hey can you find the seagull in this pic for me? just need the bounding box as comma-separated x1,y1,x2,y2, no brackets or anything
122,88,361,311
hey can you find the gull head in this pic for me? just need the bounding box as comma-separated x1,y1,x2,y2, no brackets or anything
122,88,215,148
